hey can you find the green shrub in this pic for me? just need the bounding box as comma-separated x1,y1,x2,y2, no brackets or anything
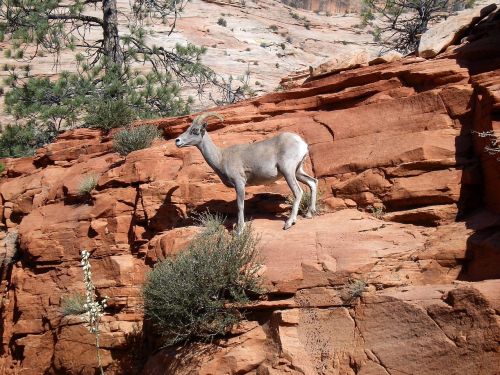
0,163,4,174
341,279,367,303
368,205,385,219
287,190,323,216
61,292,87,316
217,17,227,27
113,125,161,156
143,213,262,346
79,174,99,195
0,123,57,158
84,99,135,131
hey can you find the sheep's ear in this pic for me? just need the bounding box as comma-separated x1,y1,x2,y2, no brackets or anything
200,122,208,135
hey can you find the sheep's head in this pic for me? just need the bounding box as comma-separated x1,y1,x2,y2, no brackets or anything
175,112,224,148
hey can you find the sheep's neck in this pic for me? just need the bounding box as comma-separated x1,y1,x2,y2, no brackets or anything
198,133,223,172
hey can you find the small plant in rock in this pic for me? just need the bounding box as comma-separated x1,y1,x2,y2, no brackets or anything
61,292,87,316
287,190,323,216
368,205,385,219
472,130,500,160
217,17,227,27
2,231,19,265
81,250,108,375
79,174,99,196
0,163,4,174
269,24,279,32
143,213,262,347
341,279,367,304
113,125,161,156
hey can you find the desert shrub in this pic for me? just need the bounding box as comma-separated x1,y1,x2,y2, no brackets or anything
368,205,385,219
61,292,87,316
113,125,161,156
341,279,367,303
84,99,135,131
2,231,19,265
79,174,99,195
287,190,323,216
0,163,4,174
143,213,262,346
217,17,227,27
0,123,57,158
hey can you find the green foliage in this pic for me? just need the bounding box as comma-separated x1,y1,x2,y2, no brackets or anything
287,190,323,216
0,123,57,158
79,174,99,195
360,1,375,26
113,125,161,156
5,62,192,132
217,17,227,27
341,279,367,303
0,163,4,174
84,99,135,131
368,205,385,219
143,213,262,346
1,0,246,136
61,292,87,316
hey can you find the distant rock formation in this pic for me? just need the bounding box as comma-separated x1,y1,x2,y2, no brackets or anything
281,0,362,13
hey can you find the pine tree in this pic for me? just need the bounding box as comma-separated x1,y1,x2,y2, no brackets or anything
0,0,226,138
361,0,476,54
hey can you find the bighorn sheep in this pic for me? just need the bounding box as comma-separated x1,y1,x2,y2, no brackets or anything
175,112,318,231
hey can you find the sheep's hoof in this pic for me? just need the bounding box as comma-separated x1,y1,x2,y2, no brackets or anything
305,212,313,219
283,221,295,230
233,223,245,235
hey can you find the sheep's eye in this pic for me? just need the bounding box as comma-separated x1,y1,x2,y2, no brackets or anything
190,128,200,135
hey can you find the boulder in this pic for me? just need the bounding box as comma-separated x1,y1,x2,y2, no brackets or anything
418,3,497,58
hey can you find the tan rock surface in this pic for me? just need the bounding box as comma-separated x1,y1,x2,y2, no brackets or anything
418,2,498,59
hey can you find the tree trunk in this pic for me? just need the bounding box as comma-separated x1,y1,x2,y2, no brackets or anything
102,0,124,67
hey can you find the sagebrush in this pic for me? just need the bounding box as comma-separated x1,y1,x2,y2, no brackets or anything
79,174,99,195
287,190,323,216
61,292,87,316
341,279,367,304
113,125,161,155
143,213,262,346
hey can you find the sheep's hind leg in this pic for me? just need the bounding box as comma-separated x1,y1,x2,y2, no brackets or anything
296,165,318,218
283,170,303,230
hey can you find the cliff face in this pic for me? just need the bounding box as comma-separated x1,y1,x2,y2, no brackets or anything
1,7,500,375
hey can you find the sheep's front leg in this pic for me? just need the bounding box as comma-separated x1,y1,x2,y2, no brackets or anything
235,182,246,234
283,171,303,230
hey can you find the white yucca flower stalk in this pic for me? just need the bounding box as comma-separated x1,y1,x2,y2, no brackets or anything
81,250,107,375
